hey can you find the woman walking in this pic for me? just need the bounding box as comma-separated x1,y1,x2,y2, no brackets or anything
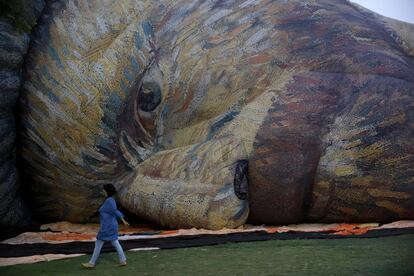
82,184,129,268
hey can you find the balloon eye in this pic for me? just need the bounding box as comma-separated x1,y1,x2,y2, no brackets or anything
137,82,161,112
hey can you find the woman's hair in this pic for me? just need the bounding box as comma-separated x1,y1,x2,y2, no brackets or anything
103,184,117,197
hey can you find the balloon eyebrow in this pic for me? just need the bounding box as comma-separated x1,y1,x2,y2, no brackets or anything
148,38,161,65
130,44,164,91
130,58,154,90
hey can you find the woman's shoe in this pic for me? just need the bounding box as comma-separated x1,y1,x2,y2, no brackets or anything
119,261,127,267
81,263,95,269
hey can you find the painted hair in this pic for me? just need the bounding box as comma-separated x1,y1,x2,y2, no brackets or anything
103,184,116,197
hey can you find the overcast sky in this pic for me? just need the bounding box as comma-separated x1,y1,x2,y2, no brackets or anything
351,0,414,24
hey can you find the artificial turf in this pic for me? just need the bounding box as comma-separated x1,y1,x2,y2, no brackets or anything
2,234,414,275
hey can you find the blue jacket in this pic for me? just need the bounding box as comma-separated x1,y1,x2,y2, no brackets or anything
96,197,124,241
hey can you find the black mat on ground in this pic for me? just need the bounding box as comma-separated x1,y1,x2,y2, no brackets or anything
1,228,414,258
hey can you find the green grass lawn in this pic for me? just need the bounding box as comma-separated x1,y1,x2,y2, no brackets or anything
2,234,414,276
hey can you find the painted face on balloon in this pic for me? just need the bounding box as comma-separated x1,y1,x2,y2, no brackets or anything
21,0,414,228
